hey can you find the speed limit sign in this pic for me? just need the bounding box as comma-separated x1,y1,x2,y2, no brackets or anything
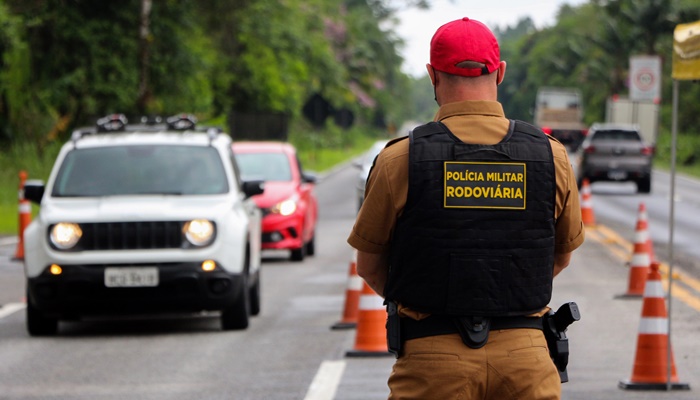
630,56,661,102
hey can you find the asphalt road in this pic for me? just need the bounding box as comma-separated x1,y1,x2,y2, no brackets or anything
1,160,699,399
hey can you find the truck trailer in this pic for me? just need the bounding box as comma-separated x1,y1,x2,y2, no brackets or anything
534,87,588,151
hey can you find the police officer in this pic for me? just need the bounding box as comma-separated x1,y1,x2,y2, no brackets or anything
347,17,584,400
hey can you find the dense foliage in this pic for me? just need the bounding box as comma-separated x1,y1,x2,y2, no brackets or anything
496,0,700,135
0,0,698,148
0,0,418,144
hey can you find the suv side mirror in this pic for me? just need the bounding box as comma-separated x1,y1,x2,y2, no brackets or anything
242,180,265,199
24,180,45,204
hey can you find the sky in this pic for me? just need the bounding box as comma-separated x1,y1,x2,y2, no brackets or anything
394,0,588,77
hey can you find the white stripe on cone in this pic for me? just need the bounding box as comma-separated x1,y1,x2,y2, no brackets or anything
639,209,648,221
630,253,650,267
359,294,385,310
634,229,649,242
348,275,364,291
639,317,669,335
643,280,665,298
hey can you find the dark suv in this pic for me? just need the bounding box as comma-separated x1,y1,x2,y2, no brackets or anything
575,123,653,193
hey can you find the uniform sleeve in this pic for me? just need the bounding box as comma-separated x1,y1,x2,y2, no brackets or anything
347,151,399,254
552,140,585,254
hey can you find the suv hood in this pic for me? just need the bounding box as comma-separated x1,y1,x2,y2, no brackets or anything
38,196,235,222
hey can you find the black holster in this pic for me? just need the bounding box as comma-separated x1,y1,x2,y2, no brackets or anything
386,301,401,357
543,302,581,383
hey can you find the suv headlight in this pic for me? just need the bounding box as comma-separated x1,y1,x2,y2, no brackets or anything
50,223,83,250
183,219,215,247
271,197,298,216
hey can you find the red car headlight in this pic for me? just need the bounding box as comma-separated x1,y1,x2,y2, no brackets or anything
271,197,298,216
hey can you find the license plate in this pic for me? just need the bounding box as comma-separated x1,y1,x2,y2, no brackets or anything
607,170,628,180
105,267,159,288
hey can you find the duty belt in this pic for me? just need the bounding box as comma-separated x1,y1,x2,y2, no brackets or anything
401,314,544,348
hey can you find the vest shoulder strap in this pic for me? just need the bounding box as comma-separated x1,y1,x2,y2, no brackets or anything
410,122,449,142
511,119,544,138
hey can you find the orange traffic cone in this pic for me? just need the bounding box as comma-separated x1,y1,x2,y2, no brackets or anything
331,251,362,330
580,178,596,226
345,281,392,357
619,262,690,390
618,203,653,298
13,171,31,261
636,202,656,262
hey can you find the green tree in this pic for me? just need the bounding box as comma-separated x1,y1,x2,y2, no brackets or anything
0,0,29,142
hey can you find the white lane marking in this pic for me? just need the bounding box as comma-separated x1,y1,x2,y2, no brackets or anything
0,303,26,319
303,360,346,400
0,237,18,247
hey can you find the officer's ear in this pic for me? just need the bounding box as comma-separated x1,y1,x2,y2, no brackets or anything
427,64,437,86
496,61,507,86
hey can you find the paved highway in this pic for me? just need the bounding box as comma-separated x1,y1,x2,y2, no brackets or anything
1,161,699,399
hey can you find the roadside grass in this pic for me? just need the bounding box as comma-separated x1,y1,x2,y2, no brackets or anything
654,130,700,178
1,141,62,236
0,124,390,235
289,125,388,175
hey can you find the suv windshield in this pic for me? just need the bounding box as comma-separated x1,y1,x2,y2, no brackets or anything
591,130,641,141
52,145,229,197
235,152,292,182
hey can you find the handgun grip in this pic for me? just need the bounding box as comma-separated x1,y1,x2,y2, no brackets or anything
553,302,580,332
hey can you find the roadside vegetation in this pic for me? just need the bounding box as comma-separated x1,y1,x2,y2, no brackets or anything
1,0,699,235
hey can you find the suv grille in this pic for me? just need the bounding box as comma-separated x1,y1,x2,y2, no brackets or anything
75,221,185,250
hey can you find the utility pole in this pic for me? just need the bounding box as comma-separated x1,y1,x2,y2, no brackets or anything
137,0,153,114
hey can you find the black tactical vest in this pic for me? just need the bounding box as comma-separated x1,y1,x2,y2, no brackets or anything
384,120,556,317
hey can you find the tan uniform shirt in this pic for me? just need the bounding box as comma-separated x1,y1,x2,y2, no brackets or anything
348,100,585,256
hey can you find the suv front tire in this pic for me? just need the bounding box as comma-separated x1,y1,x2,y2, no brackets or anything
26,290,59,336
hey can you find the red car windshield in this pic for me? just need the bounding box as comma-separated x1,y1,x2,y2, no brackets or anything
235,152,292,182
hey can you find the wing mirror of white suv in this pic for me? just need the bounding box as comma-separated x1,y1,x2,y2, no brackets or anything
242,180,265,199
23,180,45,204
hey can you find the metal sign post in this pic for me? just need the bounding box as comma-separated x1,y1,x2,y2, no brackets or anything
668,19,700,391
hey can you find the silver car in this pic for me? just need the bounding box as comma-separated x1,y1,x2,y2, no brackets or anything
575,123,653,193
354,140,389,210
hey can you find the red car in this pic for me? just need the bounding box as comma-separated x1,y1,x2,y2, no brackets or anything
232,141,318,261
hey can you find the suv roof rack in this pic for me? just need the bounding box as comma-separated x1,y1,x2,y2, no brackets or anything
96,114,128,133
70,113,224,143
166,114,197,131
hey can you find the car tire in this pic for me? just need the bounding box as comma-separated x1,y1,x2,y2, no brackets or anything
305,233,316,257
290,242,306,262
249,271,261,316
221,276,250,330
26,290,58,336
637,176,651,194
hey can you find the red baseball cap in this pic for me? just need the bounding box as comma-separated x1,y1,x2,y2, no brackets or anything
430,17,500,77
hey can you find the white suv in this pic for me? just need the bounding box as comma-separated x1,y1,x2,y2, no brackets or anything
22,114,265,335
